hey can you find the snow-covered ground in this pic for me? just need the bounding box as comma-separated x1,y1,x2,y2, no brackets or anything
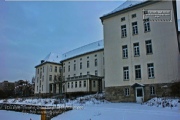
0,94,179,120
0,110,40,120
52,103,180,120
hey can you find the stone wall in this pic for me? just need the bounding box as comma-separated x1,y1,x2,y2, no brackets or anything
105,83,172,102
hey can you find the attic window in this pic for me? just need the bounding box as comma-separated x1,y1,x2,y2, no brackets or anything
121,17,125,21
74,60,76,62
132,14,136,18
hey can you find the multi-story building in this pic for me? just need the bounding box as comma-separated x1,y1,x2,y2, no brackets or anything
61,40,104,97
100,0,180,102
34,53,62,97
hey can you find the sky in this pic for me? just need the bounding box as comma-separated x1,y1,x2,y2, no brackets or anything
0,0,179,82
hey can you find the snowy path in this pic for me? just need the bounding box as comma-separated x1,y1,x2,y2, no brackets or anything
52,103,180,120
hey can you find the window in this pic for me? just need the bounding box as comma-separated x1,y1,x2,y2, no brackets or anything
132,14,136,18
144,18,150,32
135,65,141,79
40,71,42,79
59,67,61,73
38,69,39,74
133,43,140,56
40,80,41,86
49,75,52,81
50,66,52,72
87,56,89,59
95,59,97,66
124,88,130,96
122,45,128,58
95,54,97,57
42,76,44,81
121,25,127,37
63,67,65,73
146,40,153,54
74,64,76,71
74,60,76,62
84,81,86,87
42,85,43,91
37,86,38,91
87,61,89,68
123,67,129,80
75,82,77,88
147,63,154,78
93,81,96,87
68,82,70,88
121,17,125,21
80,73,82,76
74,74,76,77
37,77,38,83
55,66,57,72
150,86,155,95
43,67,44,73
68,65,70,72
132,22,138,35
87,71,90,75
50,84,52,91
71,82,73,88
95,70,98,76
68,75,70,78
54,75,57,81
80,58,82,61
79,81,82,87
80,62,82,69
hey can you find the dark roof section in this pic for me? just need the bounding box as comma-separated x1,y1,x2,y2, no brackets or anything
100,0,157,22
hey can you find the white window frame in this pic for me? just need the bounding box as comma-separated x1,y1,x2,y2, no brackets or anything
146,40,153,54
122,45,128,58
132,22,138,35
135,65,141,79
150,86,155,95
123,67,129,80
124,88,130,96
144,18,150,32
121,25,127,38
147,63,155,78
133,43,140,56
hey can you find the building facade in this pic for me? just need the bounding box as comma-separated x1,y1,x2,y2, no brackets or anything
34,53,62,97
61,40,104,97
100,0,180,102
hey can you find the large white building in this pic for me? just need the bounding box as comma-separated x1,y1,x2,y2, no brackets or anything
34,40,105,97
34,53,62,97
34,0,180,101
100,0,180,102
61,40,104,97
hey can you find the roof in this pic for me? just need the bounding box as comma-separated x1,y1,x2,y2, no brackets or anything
101,0,148,18
35,53,62,68
62,40,104,61
43,52,62,63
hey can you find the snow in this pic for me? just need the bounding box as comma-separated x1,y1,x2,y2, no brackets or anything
0,110,40,120
43,52,61,63
0,94,180,120
102,0,148,17
52,103,180,120
62,40,103,61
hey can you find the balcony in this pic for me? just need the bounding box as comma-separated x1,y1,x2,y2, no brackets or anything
66,74,102,81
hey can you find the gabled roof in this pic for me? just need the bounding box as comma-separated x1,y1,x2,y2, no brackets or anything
43,52,61,63
101,0,148,19
61,40,104,61
35,53,61,68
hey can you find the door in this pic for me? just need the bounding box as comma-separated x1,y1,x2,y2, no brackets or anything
136,87,144,103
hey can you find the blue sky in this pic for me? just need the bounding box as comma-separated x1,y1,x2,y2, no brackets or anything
0,1,179,82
